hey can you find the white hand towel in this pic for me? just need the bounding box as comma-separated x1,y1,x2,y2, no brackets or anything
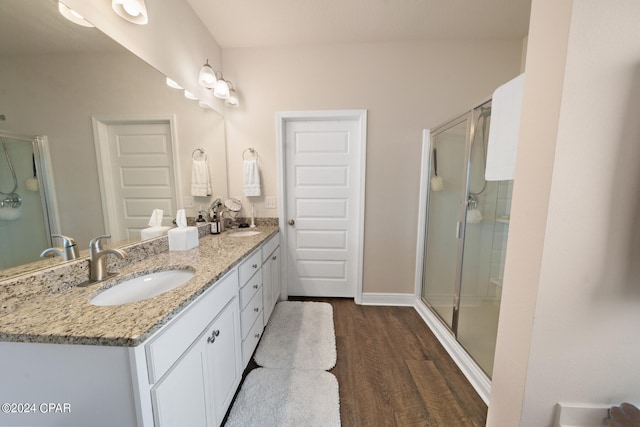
243,159,261,197
191,159,211,197
485,73,525,181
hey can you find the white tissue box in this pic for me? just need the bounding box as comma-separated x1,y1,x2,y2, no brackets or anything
168,227,199,251
140,226,171,240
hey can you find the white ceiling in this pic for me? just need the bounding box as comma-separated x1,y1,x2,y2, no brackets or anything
187,0,532,49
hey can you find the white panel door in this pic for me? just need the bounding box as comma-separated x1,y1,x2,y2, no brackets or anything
106,122,176,240
285,118,362,297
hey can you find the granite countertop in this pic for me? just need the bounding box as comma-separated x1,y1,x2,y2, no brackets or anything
0,226,278,347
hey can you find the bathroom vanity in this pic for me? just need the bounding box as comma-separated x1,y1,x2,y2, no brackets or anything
0,226,280,427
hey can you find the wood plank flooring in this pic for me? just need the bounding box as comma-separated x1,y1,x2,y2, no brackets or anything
229,298,488,426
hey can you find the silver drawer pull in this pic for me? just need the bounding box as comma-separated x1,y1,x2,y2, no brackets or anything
207,329,220,344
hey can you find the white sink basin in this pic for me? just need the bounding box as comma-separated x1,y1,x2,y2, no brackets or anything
90,269,194,306
229,230,261,237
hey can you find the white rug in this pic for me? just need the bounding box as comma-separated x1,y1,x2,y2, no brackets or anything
254,301,336,370
225,368,341,427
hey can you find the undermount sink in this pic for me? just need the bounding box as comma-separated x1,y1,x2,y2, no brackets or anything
229,230,261,237
89,269,195,306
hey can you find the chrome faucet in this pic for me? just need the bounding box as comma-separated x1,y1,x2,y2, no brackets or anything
89,235,127,282
40,234,79,261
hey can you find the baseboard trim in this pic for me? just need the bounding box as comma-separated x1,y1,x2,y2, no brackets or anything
360,292,416,306
413,299,491,404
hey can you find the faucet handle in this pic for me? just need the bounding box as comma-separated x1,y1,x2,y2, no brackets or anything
52,234,76,247
90,235,112,251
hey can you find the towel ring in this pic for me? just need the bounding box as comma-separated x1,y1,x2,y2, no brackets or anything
242,147,258,161
192,148,207,161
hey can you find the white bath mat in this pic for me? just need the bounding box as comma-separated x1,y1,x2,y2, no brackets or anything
226,368,340,427
254,301,336,370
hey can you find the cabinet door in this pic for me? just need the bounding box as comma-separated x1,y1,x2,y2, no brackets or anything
151,340,210,427
262,251,274,324
263,246,281,324
206,297,242,426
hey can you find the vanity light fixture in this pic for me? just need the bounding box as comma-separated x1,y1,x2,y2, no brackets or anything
165,77,183,90
198,60,217,88
184,90,198,100
58,2,94,28
112,0,149,25
226,88,240,107
213,79,230,100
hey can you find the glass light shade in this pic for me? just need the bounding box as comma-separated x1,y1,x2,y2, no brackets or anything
165,77,182,90
198,62,217,88
112,0,148,25
213,80,230,100
198,101,212,109
184,90,198,100
225,89,239,107
58,2,94,27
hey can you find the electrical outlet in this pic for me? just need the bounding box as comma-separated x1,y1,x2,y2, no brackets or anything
266,196,276,209
183,197,195,208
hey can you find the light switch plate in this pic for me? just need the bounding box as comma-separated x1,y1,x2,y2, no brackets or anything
266,196,276,209
183,197,195,208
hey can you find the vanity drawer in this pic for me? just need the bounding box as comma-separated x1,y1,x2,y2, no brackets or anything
241,288,263,340
239,271,261,309
242,315,263,367
238,250,261,286
261,233,280,263
145,269,238,384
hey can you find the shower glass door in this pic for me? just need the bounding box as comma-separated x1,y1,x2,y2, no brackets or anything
421,116,469,329
0,136,51,269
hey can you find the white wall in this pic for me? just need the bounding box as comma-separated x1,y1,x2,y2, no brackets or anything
222,40,523,294
489,0,640,425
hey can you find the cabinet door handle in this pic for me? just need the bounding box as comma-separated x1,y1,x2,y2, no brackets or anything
254,307,259,312
207,329,220,344
253,284,259,289
252,263,258,269
255,333,261,339
272,255,277,261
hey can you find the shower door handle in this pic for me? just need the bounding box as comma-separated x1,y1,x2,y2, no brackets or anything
455,221,462,239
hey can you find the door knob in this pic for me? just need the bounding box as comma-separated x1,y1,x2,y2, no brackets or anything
288,219,295,226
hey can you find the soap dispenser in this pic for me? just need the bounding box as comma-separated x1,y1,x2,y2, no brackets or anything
210,212,221,234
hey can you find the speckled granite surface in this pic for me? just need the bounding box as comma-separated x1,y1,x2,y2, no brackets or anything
0,225,278,347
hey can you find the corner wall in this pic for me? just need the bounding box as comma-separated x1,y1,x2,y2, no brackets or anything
222,40,523,294
489,0,640,425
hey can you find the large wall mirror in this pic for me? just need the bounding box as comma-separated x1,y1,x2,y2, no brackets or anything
0,0,228,278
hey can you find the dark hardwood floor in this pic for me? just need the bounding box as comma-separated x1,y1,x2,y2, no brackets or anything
228,298,487,426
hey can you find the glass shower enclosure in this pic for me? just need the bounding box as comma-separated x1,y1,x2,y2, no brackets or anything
421,101,512,377
0,134,55,270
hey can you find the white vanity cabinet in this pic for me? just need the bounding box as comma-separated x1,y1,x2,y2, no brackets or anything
238,249,264,367
261,233,280,324
149,270,241,427
0,270,242,427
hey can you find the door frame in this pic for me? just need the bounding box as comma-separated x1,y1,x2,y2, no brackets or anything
92,115,182,240
276,110,367,304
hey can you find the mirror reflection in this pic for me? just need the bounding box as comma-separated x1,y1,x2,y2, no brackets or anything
0,0,228,277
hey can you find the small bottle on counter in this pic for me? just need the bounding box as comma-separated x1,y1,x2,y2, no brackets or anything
210,213,221,234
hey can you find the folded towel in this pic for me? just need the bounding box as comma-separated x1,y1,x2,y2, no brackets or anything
191,159,211,197
485,73,525,181
243,159,261,197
